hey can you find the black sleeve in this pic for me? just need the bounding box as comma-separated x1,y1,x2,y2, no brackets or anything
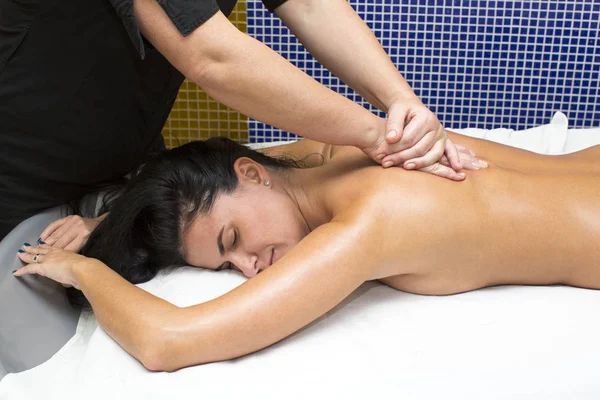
261,0,289,13
108,0,220,59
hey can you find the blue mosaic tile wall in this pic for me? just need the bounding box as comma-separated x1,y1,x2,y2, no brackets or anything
247,0,600,142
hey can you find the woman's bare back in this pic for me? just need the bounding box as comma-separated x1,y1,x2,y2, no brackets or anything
318,132,600,295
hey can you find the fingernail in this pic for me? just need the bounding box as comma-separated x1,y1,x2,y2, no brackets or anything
383,161,393,168
405,163,416,170
37,238,46,244
478,160,488,168
458,172,466,178
17,249,24,253
386,130,397,140
376,154,385,161
23,242,31,247
12,270,17,274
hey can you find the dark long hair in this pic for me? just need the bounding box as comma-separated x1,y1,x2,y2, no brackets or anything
67,137,306,310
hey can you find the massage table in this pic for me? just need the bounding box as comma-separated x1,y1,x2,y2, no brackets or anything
1,112,599,399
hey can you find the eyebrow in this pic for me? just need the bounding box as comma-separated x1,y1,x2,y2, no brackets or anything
217,225,225,257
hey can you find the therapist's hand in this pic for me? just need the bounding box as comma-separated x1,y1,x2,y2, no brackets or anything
418,138,488,180
14,243,88,289
439,141,488,170
360,97,483,180
39,213,107,252
380,97,459,170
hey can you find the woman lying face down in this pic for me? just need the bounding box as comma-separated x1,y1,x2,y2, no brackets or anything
73,138,333,288
14,134,600,372
181,153,313,278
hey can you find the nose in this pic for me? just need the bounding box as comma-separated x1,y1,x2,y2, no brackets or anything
231,253,259,278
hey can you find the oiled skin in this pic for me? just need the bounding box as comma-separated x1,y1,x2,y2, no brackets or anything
117,132,600,371
315,131,600,295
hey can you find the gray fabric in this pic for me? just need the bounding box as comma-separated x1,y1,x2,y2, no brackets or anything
0,193,100,382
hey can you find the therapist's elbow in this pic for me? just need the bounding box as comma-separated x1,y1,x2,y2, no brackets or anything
188,58,216,89
186,38,252,97
188,55,233,99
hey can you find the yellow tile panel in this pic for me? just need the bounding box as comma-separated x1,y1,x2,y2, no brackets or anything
162,0,249,148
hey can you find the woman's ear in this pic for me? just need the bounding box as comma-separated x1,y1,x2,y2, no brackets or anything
234,157,269,185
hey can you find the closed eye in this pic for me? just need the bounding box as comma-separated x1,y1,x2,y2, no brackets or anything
216,261,234,271
215,230,238,271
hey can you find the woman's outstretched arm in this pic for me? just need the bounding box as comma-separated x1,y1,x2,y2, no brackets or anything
14,212,382,371
152,216,380,371
80,218,378,371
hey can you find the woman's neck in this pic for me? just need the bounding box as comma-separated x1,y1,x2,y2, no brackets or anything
276,167,333,233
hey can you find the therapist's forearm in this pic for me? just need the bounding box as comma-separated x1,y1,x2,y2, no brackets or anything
133,1,384,149
201,44,381,147
73,259,178,370
276,0,416,112
192,25,384,148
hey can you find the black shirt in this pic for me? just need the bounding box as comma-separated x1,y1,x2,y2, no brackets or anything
109,0,288,59
0,0,286,239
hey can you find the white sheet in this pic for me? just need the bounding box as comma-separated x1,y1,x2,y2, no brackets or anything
2,112,599,400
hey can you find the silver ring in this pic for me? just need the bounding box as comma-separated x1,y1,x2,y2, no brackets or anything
33,254,41,263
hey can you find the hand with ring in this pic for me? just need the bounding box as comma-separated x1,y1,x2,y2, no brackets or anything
14,243,89,289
